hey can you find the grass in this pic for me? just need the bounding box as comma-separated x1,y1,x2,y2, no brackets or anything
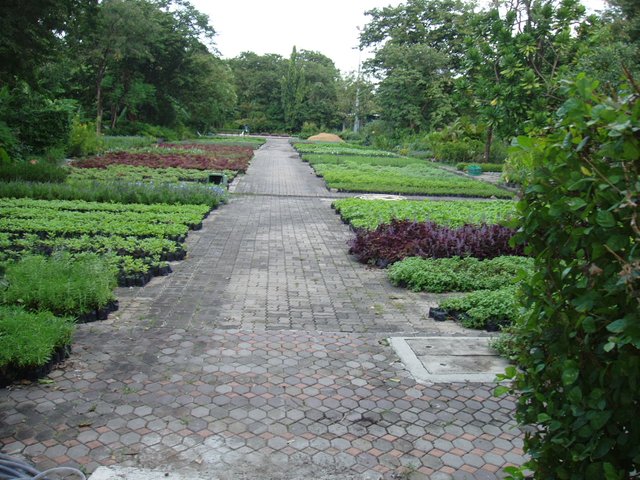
0,306,74,369
333,198,516,230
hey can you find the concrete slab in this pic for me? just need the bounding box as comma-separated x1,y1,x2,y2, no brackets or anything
389,336,510,383
89,466,215,480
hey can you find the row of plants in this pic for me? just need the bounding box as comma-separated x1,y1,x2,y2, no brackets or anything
338,197,526,331
73,147,253,173
0,135,260,384
332,198,515,230
314,161,511,197
0,253,119,385
303,153,422,168
0,180,226,208
293,141,399,157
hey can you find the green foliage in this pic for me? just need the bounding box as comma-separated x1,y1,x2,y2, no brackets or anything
0,306,74,369
67,164,231,184
296,143,398,157
504,75,640,478
300,122,321,139
333,197,516,230
312,161,512,198
388,256,532,293
429,136,484,163
0,180,226,208
67,118,103,157
502,136,545,185
101,136,156,151
440,285,520,329
1,253,117,316
0,161,68,183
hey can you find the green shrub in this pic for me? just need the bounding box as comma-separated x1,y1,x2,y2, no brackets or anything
300,121,321,139
0,161,68,183
500,75,640,478
440,285,519,330
431,138,484,163
388,256,532,292
67,118,103,157
0,306,74,369
101,136,156,151
1,253,117,316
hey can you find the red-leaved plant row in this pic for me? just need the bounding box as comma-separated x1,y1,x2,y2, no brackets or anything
74,147,254,173
348,219,524,267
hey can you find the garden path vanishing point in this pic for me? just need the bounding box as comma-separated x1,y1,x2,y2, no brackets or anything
0,138,526,480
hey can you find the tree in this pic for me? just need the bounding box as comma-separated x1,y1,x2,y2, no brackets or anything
228,52,287,131
360,0,472,133
297,50,341,130
281,46,306,132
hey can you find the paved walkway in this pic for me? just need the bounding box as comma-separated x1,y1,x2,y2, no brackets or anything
0,139,525,479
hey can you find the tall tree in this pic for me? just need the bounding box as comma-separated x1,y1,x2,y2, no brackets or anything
281,46,306,132
228,52,287,131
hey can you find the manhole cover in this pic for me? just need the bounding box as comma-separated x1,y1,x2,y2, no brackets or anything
388,336,510,383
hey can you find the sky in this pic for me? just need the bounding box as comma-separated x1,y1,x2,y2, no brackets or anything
191,0,609,75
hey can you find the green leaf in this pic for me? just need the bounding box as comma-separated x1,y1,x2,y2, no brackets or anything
494,385,510,396
606,319,627,333
562,361,579,386
567,198,587,211
596,210,616,228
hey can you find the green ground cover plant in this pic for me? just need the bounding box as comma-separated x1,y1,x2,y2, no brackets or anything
333,198,516,230
0,306,74,370
100,136,157,151
0,180,226,207
303,154,422,168
1,253,117,316
388,256,532,292
314,162,512,197
186,136,266,147
67,164,234,184
0,161,69,183
293,142,398,157
439,285,519,330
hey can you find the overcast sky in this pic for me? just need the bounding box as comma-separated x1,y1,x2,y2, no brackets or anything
191,0,609,75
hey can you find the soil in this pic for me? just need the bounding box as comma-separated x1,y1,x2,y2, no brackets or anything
306,132,344,142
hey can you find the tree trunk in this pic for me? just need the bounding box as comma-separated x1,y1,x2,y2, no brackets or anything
484,124,493,163
95,61,107,135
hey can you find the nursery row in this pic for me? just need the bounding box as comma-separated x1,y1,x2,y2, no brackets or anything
333,198,516,230
74,143,254,172
67,164,233,184
348,219,523,267
312,159,511,198
0,180,227,207
293,142,398,157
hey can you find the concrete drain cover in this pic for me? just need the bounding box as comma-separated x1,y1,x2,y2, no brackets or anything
355,194,406,201
388,336,510,383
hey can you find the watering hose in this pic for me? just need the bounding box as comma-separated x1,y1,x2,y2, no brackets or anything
0,453,86,480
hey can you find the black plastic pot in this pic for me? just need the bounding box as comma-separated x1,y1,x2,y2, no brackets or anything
429,307,449,322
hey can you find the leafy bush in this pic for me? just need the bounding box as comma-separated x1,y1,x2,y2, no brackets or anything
439,286,519,330
388,256,532,292
456,162,504,172
0,306,74,369
1,253,117,316
300,121,321,139
431,138,485,163
0,161,68,183
500,75,640,478
0,180,226,208
348,220,523,267
501,137,543,185
67,118,103,157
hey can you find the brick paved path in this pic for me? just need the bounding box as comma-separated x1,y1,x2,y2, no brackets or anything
0,139,525,479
